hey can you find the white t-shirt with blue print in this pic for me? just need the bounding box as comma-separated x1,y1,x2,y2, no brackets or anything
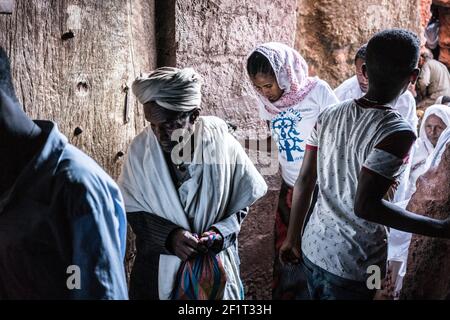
260,79,339,187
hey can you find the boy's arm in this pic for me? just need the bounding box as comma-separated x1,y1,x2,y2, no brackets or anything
354,130,450,238
279,146,318,264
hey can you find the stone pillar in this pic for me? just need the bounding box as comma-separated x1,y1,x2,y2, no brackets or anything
0,0,155,178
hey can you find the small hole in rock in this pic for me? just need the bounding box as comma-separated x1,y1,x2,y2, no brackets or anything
61,30,75,40
77,81,89,93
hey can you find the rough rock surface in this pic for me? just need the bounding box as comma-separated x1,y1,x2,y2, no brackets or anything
422,0,433,28
401,143,450,299
436,1,450,67
296,0,422,88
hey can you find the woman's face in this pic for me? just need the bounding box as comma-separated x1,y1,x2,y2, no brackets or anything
251,73,284,102
425,114,447,147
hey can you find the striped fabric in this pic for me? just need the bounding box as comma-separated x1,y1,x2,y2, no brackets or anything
171,252,227,300
171,231,227,300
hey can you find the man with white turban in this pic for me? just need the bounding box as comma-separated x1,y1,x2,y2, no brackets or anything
118,67,267,300
435,95,450,107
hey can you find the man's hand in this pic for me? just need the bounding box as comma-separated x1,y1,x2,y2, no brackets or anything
279,239,301,266
170,229,201,261
280,147,317,266
373,268,397,300
198,230,223,254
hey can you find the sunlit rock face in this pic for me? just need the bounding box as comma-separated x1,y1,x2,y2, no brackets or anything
401,143,450,300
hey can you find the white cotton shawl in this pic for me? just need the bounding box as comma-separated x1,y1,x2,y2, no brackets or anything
408,104,450,197
426,126,450,170
118,116,267,299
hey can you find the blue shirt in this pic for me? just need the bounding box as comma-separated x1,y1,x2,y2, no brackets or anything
0,121,128,299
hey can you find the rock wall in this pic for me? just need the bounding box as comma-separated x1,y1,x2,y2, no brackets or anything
170,0,297,299
435,0,450,67
401,143,450,299
296,0,422,88
422,0,433,28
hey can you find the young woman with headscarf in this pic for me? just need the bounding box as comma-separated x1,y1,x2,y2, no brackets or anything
246,42,339,299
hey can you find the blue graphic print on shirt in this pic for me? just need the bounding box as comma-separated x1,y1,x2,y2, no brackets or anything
271,108,304,162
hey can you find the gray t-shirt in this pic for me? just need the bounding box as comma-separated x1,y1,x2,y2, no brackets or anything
302,100,414,282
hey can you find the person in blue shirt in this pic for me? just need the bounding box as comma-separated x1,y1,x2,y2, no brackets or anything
0,47,128,299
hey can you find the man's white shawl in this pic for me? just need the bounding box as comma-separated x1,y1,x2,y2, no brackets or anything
118,116,267,299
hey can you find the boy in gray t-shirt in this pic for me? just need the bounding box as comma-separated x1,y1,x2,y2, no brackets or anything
280,29,450,300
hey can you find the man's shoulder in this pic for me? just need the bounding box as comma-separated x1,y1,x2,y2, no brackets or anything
376,110,417,144
334,76,357,91
55,144,119,194
130,126,153,144
126,126,154,156
312,78,335,95
427,58,446,70
396,90,416,112
319,99,354,118
399,89,415,101
375,129,416,159
198,115,228,129
335,76,357,89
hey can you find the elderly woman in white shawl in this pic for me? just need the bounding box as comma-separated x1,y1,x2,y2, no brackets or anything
384,104,450,299
118,67,267,300
408,104,450,198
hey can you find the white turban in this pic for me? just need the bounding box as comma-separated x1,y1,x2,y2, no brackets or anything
131,67,202,112
435,96,450,106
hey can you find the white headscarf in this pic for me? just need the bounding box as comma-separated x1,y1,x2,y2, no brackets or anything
417,104,450,156
435,95,450,106
132,67,202,112
247,42,318,118
408,104,450,198
427,126,450,169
